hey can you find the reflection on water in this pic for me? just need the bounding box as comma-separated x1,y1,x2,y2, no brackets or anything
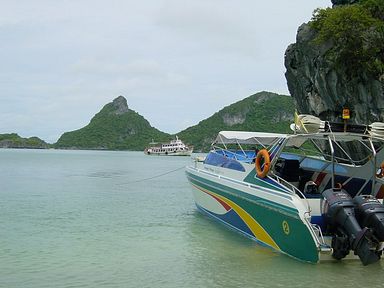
0,149,383,288
185,212,384,288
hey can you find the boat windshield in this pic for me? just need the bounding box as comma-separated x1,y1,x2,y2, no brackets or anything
283,134,384,167
213,131,384,167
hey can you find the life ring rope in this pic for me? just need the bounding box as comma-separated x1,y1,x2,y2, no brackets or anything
255,149,271,178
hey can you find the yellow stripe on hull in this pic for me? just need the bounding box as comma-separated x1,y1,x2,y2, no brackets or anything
194,184,280,251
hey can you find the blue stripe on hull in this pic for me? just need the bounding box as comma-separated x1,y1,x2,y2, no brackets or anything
196,203,254,237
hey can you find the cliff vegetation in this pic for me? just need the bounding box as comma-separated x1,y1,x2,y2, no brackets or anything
177,91,294,152
311,0,384,79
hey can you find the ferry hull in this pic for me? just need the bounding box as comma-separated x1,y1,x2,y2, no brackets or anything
186,168,320,263
144,136,193,156
144,150,193,156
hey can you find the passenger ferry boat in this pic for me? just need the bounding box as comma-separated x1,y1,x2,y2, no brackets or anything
186,115,384,265
144,136,193,156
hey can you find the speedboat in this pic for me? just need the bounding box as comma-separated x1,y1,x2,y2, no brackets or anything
185,115,384,265
144,136,193,156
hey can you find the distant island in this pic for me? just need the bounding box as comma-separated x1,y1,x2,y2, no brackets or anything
177,91,295,151
0,133,50,149
0,91,294,152
54,92,294,152
54,96,170,150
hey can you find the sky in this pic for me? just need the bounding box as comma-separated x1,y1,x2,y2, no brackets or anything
0,0,331,143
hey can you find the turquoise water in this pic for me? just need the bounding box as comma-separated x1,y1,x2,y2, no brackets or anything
1,149,383,288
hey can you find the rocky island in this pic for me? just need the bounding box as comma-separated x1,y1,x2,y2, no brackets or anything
54,96,170,150
54,91,294,152
0,133,49,149
285,0,384,123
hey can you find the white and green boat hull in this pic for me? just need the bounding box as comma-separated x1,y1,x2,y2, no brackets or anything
186,166,320,263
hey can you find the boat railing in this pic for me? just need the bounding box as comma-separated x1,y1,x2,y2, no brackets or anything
303,213,331,252
270,173,329,249
272,173,305,196
310,223,326,245
272,173,312,213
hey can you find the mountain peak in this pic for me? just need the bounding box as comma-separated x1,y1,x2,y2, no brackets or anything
112,95,129,115
55,95,170,150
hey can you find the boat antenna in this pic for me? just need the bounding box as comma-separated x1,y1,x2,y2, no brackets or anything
328,136,335,189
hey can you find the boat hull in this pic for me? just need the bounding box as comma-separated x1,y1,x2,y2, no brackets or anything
144,136,193,156
144,150,193,156
186,167,320,263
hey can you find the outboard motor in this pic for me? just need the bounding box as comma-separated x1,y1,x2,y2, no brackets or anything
354,195,384,242
322,188,381,265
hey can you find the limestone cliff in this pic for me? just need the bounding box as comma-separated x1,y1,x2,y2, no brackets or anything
284,0,384,124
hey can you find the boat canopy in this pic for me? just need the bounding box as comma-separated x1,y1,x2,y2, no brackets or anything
214,130,383,148
214,131,287,146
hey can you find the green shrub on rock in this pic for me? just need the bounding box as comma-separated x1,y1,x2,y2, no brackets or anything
310,1,384,78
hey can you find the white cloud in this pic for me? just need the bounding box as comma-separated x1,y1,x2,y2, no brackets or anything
0,0,331,143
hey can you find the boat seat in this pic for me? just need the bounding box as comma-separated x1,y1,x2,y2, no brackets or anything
275,159,301,183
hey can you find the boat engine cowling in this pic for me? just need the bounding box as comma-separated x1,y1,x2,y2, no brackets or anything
322,188,382,265
353,195,384,242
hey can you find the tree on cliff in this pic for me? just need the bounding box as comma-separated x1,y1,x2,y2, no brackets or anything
311,0,384,79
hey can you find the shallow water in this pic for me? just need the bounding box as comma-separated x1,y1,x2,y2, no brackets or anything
0,149,382,287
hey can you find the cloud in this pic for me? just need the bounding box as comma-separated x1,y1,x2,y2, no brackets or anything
155,0,261,56
0,0,330,142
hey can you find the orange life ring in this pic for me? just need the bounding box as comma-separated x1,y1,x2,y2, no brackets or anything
376,161,384,178
255,149,270,178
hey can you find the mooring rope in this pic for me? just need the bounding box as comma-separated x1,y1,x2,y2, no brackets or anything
121,165,186,184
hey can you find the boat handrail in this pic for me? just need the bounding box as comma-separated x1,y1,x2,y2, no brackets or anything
303,215,329,250
272,173,311,212
272,173,301,194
